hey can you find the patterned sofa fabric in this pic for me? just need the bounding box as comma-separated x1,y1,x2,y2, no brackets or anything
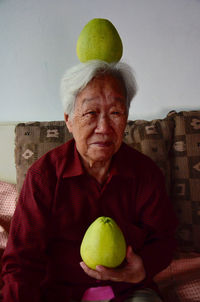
123,117,174,195
15,121,73,193
168,111,200,253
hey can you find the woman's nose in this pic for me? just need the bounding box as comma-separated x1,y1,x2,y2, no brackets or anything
95,114,111,134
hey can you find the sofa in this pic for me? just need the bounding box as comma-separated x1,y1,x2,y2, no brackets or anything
0,110,200,301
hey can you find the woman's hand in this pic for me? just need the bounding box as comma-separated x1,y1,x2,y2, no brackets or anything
80,245,146,284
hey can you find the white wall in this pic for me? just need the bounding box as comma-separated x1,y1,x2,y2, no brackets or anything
1,0,200,122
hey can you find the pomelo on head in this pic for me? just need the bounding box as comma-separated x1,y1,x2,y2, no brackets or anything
76,18,123,63
80,216,126,269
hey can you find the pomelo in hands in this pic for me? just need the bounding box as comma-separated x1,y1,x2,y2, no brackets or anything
76,18,123,63
80,216,126,269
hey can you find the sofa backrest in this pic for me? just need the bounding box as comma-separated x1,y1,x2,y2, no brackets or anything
14,110,200,253
15,117,174,193
167,111,200,253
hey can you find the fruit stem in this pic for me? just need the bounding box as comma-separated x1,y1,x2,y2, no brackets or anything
103,217,111,223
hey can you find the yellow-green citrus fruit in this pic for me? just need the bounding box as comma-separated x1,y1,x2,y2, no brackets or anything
80,216,126,269
76,18,123,63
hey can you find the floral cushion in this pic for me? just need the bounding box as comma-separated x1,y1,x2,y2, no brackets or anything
0,180,17,295
0,181,17,255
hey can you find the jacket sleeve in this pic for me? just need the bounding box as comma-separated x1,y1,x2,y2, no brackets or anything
1,167,54,302
136,167,178,281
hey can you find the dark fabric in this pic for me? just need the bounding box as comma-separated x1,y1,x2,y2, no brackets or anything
2,140,177,302
124,288,163,302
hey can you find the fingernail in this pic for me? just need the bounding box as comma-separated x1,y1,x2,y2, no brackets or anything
80,262,84,268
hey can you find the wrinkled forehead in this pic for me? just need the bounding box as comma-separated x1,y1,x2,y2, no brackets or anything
77,74,127,102
93,72,126,95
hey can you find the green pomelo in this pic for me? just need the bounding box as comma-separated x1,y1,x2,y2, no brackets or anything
80,216,126,269
76,18,123,63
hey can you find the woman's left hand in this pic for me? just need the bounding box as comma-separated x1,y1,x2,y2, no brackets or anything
80,245,146,284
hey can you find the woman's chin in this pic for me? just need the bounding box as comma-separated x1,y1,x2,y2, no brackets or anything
88,149,114,163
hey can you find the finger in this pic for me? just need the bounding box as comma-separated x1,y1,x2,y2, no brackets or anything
126,245,135,263
96,265,124,282
80,262,102,280
80,262,125,282
81,263,119,281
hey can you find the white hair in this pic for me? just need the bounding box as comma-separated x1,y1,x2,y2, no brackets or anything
60,60,138,117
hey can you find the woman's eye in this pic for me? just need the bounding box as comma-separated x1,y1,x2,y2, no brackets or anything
83,111,97,116
111,111,121,116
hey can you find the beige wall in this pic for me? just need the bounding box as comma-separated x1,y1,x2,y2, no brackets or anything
0,124,17,184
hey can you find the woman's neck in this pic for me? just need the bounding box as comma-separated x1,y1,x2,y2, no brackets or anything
82,159,111,185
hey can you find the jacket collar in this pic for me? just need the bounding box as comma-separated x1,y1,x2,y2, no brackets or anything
62,140,135,179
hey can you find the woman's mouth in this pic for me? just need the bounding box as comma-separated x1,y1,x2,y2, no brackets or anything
92,141,112,147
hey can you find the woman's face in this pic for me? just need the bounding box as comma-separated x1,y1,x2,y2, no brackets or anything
65,74,128,167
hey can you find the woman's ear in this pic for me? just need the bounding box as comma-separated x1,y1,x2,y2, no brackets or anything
64,113,73,133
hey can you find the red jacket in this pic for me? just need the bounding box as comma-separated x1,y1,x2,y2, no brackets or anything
2,140,177,302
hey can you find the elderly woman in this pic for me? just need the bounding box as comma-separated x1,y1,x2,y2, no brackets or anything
2,60,177,302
